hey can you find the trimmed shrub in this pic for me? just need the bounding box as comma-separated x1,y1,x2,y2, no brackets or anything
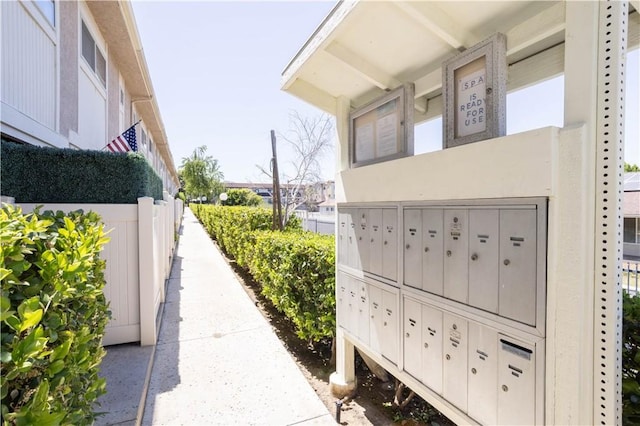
221,189,263,207
1,140,162,203
191,205,334,341
1,205,111,425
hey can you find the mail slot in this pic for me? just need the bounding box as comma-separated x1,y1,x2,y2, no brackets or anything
468,323,498,425
336,272,349,331
422,303,443,395
443,313,468,411
499,209,537,325
381,289,398,364
444,210,469,303
369,209,383,277
404,209,423,289
382,209,398,281
422,209,444,296
468,209,499,313
497,335,536,425
357,279,369,344
346,210,359,270
337,211,349,266
355,209,369,272
369,285,382,354
403,297,422,380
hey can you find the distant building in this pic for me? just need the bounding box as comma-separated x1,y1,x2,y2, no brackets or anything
0,1,179,194
624,172,640,259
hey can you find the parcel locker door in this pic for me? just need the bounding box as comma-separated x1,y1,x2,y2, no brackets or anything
422,209,444,296
355,209,369,272
369,209,383,277
403,298,423,381
382,209,398,281
336,272,349,331
421,304,443,395
404,209,423,289
443,313,468,411
468,323,498,425
444,209,469,303
381,290,398,364
499,209,537,325
468,209,499,313
497,336,536,425
357,279,370,344
369,285,383,354
337,211,349,266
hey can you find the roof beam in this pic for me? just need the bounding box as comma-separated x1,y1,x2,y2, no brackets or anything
287,78,337,115
505,1,565,56
393,1,472,49
325,41,401,91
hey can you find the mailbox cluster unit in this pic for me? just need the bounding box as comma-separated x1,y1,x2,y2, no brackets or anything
336,198,547,425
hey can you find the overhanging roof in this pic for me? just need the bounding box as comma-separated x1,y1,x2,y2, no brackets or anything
282,0,639,123
86,0,179,186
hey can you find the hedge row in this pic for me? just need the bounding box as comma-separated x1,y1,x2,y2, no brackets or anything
1,140,162,203
1,205,111,425
623,292,640,423
191,205,335,341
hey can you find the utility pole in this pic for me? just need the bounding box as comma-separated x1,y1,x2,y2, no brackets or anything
270,130,283,230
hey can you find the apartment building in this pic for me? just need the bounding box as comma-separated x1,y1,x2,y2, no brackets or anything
1,0,179,194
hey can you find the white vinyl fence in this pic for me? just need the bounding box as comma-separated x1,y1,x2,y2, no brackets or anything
295,211,336,235
18,192,184,346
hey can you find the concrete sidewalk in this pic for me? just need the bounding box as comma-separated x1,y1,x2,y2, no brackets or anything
96,208,334,425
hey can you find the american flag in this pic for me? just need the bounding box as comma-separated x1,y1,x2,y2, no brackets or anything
107,124,138,153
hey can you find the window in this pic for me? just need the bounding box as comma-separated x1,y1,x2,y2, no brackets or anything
81,21,106,86
120,87,125,106
624,218,640,244
34,0,55,26
141,128,147,150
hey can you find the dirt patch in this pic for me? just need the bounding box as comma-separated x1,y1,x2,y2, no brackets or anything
221,249,455,426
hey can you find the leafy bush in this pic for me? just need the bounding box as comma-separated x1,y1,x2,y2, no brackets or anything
1,140,162,203
623,292,640,424
191,205,334,341
1,205,111,425
221,189,263,207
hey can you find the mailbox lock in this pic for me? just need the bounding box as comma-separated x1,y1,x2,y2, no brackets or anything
406,244,411,249
424,247,429,253
424,342,428,348
384,241,388,245
371,238,374,243
471,368,477,375
383,321,387,326
471,253,478,261
502,385,509,392
452,324,457,330
503,259,511,266
446,250,452,257
406,332,410,338
446,354,451,360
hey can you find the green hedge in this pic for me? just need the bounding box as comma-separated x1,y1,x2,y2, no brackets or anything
191,205,334,341
1,140,162,203
624,292,640,423
1,205,111,425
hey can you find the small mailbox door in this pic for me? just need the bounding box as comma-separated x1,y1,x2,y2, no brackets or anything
369,209,383,277
338,211,349,266
382,209,398,281
357,279,369,344
368,285,383,354
468,323,498,425
497,336,536,425
404,209,423,289
347,275,358,335
443,313,468,411
444,210,469,303
499,209,537,325
403,298,423,381
337,272,349,331
347,210,358,270
468,209,499,313
381,289,398,364
421,304,443,395
355,209,369,272
422,209,444,296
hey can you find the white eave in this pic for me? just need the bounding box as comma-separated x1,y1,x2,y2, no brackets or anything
282,0,639,122
86,0,179,186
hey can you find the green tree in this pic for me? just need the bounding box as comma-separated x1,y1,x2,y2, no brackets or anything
180,146,224,202
221,188,263,207
625,163,640,172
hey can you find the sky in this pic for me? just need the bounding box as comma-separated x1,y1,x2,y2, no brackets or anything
131,1,640,183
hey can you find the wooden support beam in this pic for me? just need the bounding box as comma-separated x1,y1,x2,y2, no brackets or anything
325,41,401,90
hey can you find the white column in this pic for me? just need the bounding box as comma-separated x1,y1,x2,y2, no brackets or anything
138,196,156,346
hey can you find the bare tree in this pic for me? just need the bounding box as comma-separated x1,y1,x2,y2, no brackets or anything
258,111,334,228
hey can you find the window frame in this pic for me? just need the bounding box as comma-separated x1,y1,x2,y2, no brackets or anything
80,20,107,88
